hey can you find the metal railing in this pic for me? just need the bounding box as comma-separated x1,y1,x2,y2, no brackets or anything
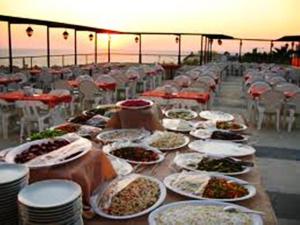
0,52,190,69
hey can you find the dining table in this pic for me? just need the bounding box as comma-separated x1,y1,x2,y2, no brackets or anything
249,86,296,99
141,90,210,104
0,91,72,108
0,77,22,86
68,80,117,91
85,114,278,225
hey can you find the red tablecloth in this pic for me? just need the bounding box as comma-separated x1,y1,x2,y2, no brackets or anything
0,91,72,108
249,87,295,99
0,78,22,85
29,69,41,76
248,86,269,98
68,80,116,91
141,90,210,104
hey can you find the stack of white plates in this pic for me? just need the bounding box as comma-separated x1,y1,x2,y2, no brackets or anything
18,180,83,225
0,163,29,225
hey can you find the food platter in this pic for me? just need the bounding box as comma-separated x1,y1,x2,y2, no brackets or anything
103,142,164,165
162,119,194,132
96,129,150,143
165,108,197,120
173,152,251,176
163,171,256,202
116,99,153,110
82,104,119,118
68,114,109,128
199,111,234,122
52,123,102,139
148,200,263,225
5,134,92,169
144,131,190,151
190,129,248,142
216,121,248,132
90,174,167,220
188,140,256,157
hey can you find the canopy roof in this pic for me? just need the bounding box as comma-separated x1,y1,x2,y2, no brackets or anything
0,15,121,33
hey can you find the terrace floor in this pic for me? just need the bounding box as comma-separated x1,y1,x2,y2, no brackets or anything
0,74,299,225
214,75,300,225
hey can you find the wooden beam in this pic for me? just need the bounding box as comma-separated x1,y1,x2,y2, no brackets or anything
139,34,142,64
47,26,50,67
95,32,97,64
74,29,77,65
178,35,181,65
8,22,13,73
239,40,243,62
200,35,203,65
108,35,111,63
204,37,208,64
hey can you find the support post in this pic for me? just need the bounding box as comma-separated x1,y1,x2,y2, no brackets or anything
210,39,213,62
46,26,50,67
139,34,142,64
204,36,208,64
8,22,13,73
94,32,97,64
178,35,182,65
74,29,77,65
200,35,203,65
239,39,243,62
108,34,111,63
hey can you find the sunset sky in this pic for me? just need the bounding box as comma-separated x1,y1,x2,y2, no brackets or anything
0,0,299,57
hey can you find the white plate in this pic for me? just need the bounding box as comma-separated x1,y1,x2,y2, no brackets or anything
18,180,81,208
199,111,234,122
90,174,167,220
188,140,256,157
173,152,251,176
145,132,190,151
165,108,197,120
190,129,248,142
148,200,263,225
108,156,133,176
0,163,29,185
162,119,193,132
116,99,154,110
5,134,92,169
103,142,165,165
164,172,256,202
190,129,214,139
96,129,150,143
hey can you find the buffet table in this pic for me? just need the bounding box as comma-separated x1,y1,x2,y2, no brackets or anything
85,114,278,225
68,80,117,91
86,148,277,225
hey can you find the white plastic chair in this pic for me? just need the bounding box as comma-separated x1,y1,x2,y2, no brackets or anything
0,99,17,139
274,83,300,95
256,90,285,131
16,100,52,141
79,80,102,110
38,68,53,91
267,76,286,86
286,93,300,132
76,75,93,82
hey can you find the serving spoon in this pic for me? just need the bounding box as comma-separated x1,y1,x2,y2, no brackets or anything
223,205,265,216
